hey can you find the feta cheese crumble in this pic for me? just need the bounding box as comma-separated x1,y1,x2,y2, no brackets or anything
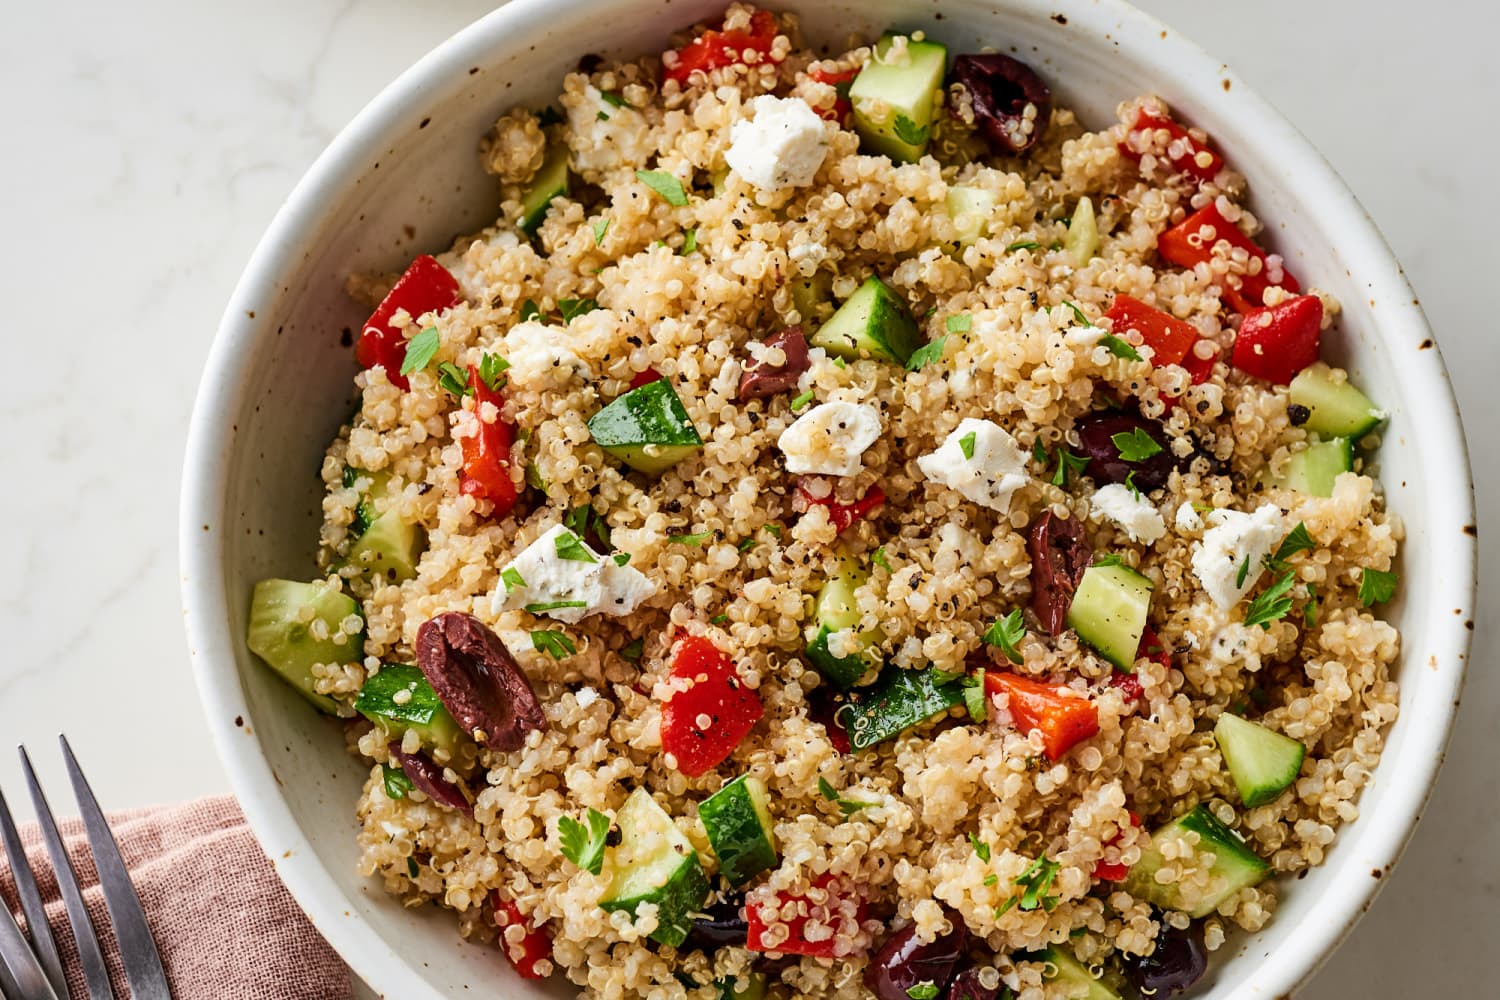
1175,501,1205,533
726,96,830,191
777,401,882,477
503,321,591,388
1191,504,1286,609
916,418,1030,514
492,523,656,623
1090,484,1166,545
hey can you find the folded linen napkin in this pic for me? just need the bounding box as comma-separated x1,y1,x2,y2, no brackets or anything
0,795,352,1000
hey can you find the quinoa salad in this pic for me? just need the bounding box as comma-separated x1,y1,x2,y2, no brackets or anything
245,7,1403,998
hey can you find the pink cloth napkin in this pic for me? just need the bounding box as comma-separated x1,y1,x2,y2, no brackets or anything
0,795,352,1000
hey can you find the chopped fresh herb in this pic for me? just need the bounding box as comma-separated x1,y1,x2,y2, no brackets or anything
1097,332,1144,362
1303,583,1320,628
500,567,527,591
520,299,542,322
1007,240,1041,252
737,537,756,552
681,228,698,255
1124,470,1141,500
1358,567,1398,607
872,547,893,573
1267,522,1315,570
407,857,420,879
437,361,470,396
526,599,590,613
817,776,877,816
959,431,978,460
982,609,1026,665
999,855,1062,914
559,298,600,323
619,637,644,662
946,314,972,334
479,352,509,391
906,984,940,1000
833,356,847,369
596,110,610,121
1062,301,1093,327
1236,554,1252,589
1243,571,1296,629
1050,448,1090,487
892,113,930,146
1111,427,1163,462
531,629,578,658
525,463,547,492
1033,439,1050,466
669,531,714,546
635,169,689,206
983,873,999,887
382,764,413,800
399,327,441,375
613,552,632,566
790,390,815,411
969,833,991,862
817,777,839,800
558,807,611,875
905,334,948,371
1093,553,1126,568
710,614,729,625
535,106,564,127
593,217,611,245
765,524,783,539
564,505,610,548
554,530,598,564
600,90,628,108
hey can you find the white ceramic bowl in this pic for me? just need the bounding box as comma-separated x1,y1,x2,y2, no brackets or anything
180,1,1477,996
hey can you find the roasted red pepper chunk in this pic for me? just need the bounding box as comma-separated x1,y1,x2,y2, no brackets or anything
984,671,1099,761
659,635,764,777
1230,294,1324,385
745,874,868,958
458,364,519,517
1157,203,1300,314
493,894,553,980
1119,107,1225,184
807,66,857,123
628,367,664,390
1103,294,1199,369
662,9,780,85
795,481,886,534
355,254,462,390
1092,811,1143,882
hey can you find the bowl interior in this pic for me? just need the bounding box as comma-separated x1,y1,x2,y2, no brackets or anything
183,0,1474,997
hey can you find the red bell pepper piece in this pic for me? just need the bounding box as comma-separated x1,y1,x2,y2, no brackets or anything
808,66,858,123
1092,811,1143,882
628,367,664,390
984,672,1099,761
493,894,552,979
459,365,519,516
795,481,886,534
660,635,764,777
1103,294,1199,368
356,255,462,390
1157,204,1300,314
807,689,852,754
1119,107,1225,184
662,9,780,85
1160,343,1218,413
746,874,869,958
1231,294,1323,385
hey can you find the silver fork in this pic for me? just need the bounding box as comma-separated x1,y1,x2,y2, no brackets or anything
0,736,172,1000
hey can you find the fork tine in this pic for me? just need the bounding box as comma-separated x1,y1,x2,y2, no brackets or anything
0,895,61,1000
17,748,112,1000
0,786,69,998
58,739,170,1000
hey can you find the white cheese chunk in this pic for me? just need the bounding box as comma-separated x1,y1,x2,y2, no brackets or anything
726,96,830,192
565,85,653,177
916,418,1029,513
503,320,591,388
1191,504,1286,609
777,401,882,477
1175,501,1205,533
492,524,656,623
1090,484,1167,545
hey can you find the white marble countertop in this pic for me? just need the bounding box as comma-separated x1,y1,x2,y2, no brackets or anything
2,0,1493,995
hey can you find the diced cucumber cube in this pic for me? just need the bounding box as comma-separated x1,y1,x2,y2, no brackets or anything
808,276,922,365
520,143,570,234
842,666,965,752
804,557,884,688
1039,945,1123,1000
1064,196,1099,268
1288,362,1385,438
1270,437,1352,497
1214,712,1305,808
790,270,832,329
354,663,462,757
945,185,999,247
245,579,363,714
1124,804,1270,917
587,378,704,475
341,510,426,583
849,35,949,162
1065,562,1154,670
698,775,778,886
599,788,710,946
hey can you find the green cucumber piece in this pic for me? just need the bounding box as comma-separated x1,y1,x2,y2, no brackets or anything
808,276,922,365
715,972,767,1000
963,670,986,721
342,510,426,583
520,143,570,234
1064,196,1099,268
342,466,391,538
840,666,965,752
245,579,363,714
599,788,711,947
1065,562,1154,670
698,775,778,886
790,270,832,329
587,378,704,475
804,557,884,688
1040,945,1122,1000
945,185,998,246
354,663,462,757
1214,713,1306,808
1124,804,1270,917
849,35,948,162
1271,437,1352,497
1288,362,1386,438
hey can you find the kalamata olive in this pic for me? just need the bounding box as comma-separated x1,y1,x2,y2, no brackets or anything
388,742,473,816
415,612,547,750
1028,511,1092,635
1119,918,1208,996
951,54,1053,156
1073,412,1176,491
688,895,749,949
738,326,811,401
807,687,852,754
948,965,1005,1000
865,911,968,1000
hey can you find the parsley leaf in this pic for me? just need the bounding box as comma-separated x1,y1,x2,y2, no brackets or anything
1007,240,1041,252
596,109,610,122
531,629,577,658
946,314,972,334
1093,553,1126,568
479,352,509,391
817,776,839,801
681,228,698,255
500,566,527,591
437,362,470,396
1243,571,1296,629
1033,439,1050,466
891,113,930,146
1098,333,1144,362
407,857,420,879
635,169,689,206
1236,554,1252,589
905,334,948,371
1267,522,1315,571
520,299,542,322
817,777,876,816
612,552,631,566
959,431,977,460
558,807,611,874
765,524,783,538
526,599,590,613
710,613,729,625
736,537,756,553
1006,855,1062,913
600,90,628,108
669,531,714,546
400,327,441,375
969,833,991,862
593,217,610,245
1050,448,1090,487
1124,470,1141,500
1304,582,1320,628
1358,567,1398,606
1061,301,1093,327
382,764,413,800
558,298,600,323
907,984,940,1000
983,873,999,886
1111,427,1163,462
982,609,1026,665
554,530,597,563
619,637,644,662
872,546,893,572
790,390,815,411
564,505,610,548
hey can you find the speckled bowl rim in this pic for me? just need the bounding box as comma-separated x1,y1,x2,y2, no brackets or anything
181,1,1476,997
